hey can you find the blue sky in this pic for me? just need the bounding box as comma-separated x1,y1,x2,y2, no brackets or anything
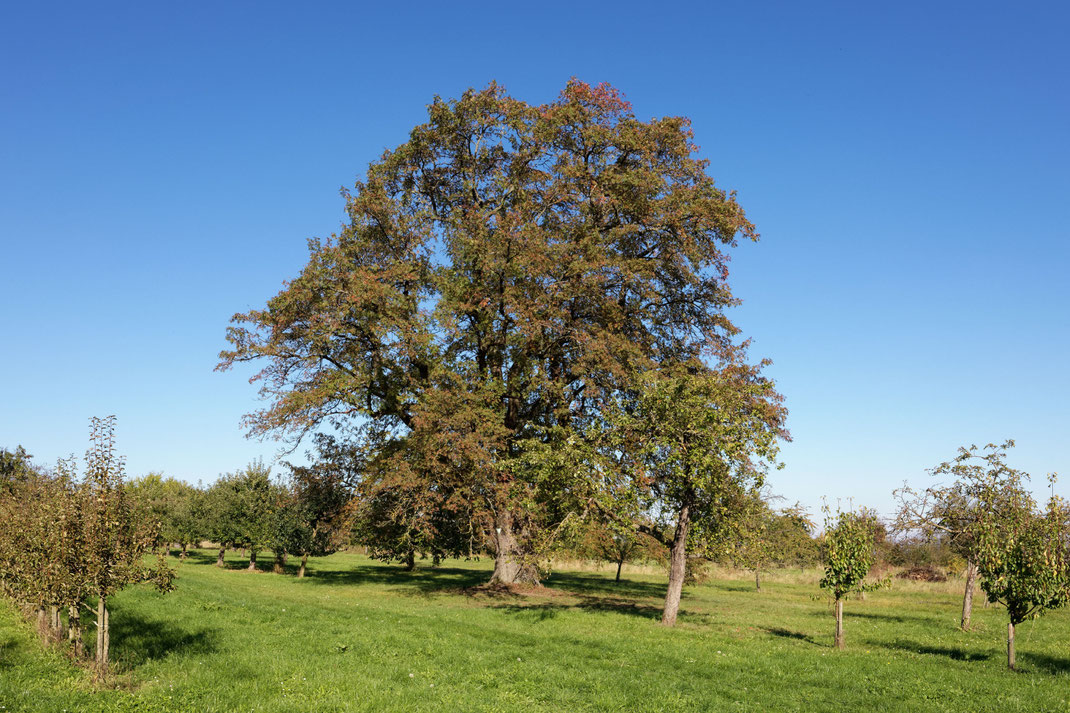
1,1,1066,518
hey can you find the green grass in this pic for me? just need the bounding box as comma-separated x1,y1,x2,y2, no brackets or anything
3,552,1070,712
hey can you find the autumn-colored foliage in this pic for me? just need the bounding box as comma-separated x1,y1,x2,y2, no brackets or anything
0,418,173,675
218,80,765,586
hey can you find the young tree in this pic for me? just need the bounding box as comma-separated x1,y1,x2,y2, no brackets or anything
974,474,1070,670
820,505,886,649
218,80,766,586
611,362,786,626
80,417,174,673
895,440,1032,629
720,493,778,591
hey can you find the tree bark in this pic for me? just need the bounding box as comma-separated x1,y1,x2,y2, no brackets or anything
95,596,109,672
216,547,227,568
755,570,761,592
273,552,286,574
1007,621,1016,670
298,552,309,578
180,543,188,560
661,503,691,627
404,548,416,572
50,606,63,642
961,559,978,630
247,549,258,571
36,607,48,642
68,604,83,657
835,598,845,649
615,559,623,583
490,512,539,586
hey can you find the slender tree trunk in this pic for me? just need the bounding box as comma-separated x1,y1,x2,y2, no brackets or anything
404,548,416,572
835,598,845,649
282,552,289,565
755,570,761,592
615,558,623,583
961,559,978,630
50,606,63,642
36,607,48,642
490,511,539,586
95,596,109,672
216,547,226,568
298,552,309,578
662,504,691,627
68,604,83,657
247,549,258,571
273,552,285,574
1007,621,1016,670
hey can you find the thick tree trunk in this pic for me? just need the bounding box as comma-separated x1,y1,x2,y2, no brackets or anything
95,596,109,672
298,552,309,578
180,543,188,560
661,504,691,627
490,512,539,586
273,552,285,574
1007,621,1016,670
216,547,226,568
404,548,416,572
68,604,83,657
961,560,977,629
835,598,845,649
247,549,258,571
615,559,623,583
755,570,761,592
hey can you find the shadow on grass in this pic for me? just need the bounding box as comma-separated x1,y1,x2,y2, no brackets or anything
541,571,666,600
305,563,489,595
883,639,993,662
1020,651,1070,675
762,626,819,645
107,607,219,669
181,549,667,614
491,595,665,623
179,550,305,574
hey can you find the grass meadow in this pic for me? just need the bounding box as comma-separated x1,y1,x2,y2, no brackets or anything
3,551,1070,712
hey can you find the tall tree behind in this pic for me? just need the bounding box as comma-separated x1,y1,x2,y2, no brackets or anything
974,472,1070,670
610,362,786,626
218,81,764,585
895,440,1032,629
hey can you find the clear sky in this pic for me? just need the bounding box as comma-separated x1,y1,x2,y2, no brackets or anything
2,1,1067,519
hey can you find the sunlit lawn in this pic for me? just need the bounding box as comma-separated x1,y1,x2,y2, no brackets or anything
2,551,1069,712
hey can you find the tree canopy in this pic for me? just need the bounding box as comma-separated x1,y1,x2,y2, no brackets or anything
219,80,770,585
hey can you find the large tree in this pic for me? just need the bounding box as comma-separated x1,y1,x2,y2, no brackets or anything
219,80,763,585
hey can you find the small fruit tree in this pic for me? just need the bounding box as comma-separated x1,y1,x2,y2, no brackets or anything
819,505,886,649
974,472,1070,670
